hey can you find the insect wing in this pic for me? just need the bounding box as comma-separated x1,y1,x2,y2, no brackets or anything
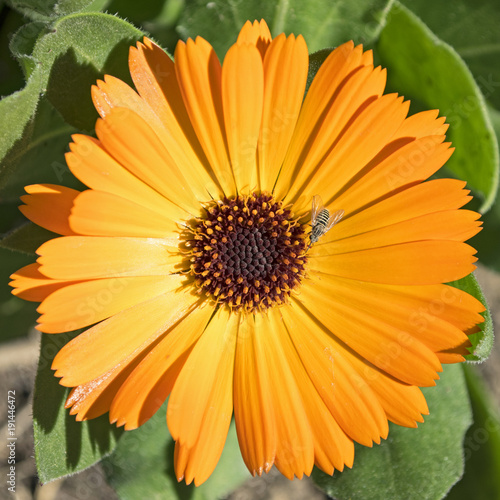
311,194,325,223
325,209,345,231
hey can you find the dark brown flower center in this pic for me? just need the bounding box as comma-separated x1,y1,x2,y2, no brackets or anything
185,193,307,312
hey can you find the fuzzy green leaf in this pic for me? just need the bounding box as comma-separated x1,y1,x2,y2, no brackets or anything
103,0,183,53
377,2,499,212
470,107,500,271
0,6,28,96
0,68,43,185
447,365,500,500
312,364,472,500
0,12,144,191
6,0,97,21
268,0,394,51
31,12,144,130
0,98,82,201
6,0,61,22
9,21,47,79
448,274,494,363
177,0,394,59
400,0,500,111
33,331,123,483
56,0,106,16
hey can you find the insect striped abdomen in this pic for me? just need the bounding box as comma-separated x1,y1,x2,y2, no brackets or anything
310,209,330,244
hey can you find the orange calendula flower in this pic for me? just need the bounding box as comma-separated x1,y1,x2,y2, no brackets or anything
11,19,484,485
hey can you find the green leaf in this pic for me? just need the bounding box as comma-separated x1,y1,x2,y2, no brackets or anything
9,21,47,79
103,405,249,500
0,6,27,96
33,331,123,483
32,12,144,130
377,2,499,212
312,363,472,500
400,0,500,111
55,0,106,16
177,0,394,59
176,0,274,58
0,201,26,234
80,0,111,13
269,0,394,52
105,0,180,26
0,67,43,183
470,106,500,272
1,222,57,256
0,98,82,201
6,0,59,21
447,273,494,363
105,0,184,53
0,12,144,191
6,0,97,21
447,365,500,500
0,247,38,343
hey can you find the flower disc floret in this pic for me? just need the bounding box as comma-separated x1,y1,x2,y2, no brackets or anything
187,193,307,312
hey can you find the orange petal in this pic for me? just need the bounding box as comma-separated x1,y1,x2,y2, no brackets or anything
287,93,409,206
236,19,272,58
234,313,277,476
297,279,442,386
436,351,467,364
309,240,477,285
9,263,80,302
251,313,314,479
95,108,199,215
272,309,355,474
393,109,448,139
407,285,485,332
279,64,386,203
69,190,178,237
281,304,388,446
95,67,221,201
336,281,482,333
52,280,197,386
167,309,236,447
342,350,430,428
317,178,473,244
65,350,149,421
66,371,121,422
303,274,472,356
37,276,180,333
92,75,152,120
110,304,213,430
129,38,222,200
175,37,235,196
37,236,181,280
66,306,212,422
19,184,79,236
66,135,185,221
258,33,308,191
168,309,238,486
332,136,453,214
222,42,263,193
313,210,482,255
275,42,373,198
285,300,429,429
